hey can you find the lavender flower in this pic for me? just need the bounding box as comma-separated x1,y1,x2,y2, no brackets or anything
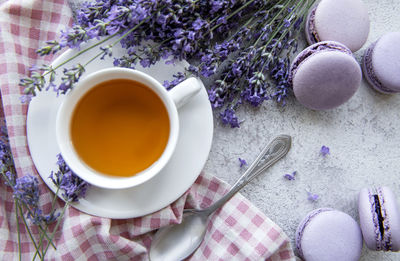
4,171,16,187
12,175,50,225
21,0,314,128
56,64,85,95
50,154,89,202
238,158,247,168
307,191,319,202
284,171,297,180
0,138,10,162
320,146,330,157
163,72,186,90
220,108,240,128
0,127,17,187
13,175,39,206
59,25,91,49
19,65,57,99
100,44,113,60
0,122,83,257
36,40,62,56
20,94,34,104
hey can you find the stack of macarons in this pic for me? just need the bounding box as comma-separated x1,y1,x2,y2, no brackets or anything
291,0,400,110
291,0,370,110
305,0,370,53
295,186,400,261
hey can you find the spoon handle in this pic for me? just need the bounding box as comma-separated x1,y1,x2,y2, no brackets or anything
205,135,291,215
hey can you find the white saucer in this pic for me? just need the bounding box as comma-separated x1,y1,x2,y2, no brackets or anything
26,40,213,219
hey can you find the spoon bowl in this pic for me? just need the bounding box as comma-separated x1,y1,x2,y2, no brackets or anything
150,211,208,260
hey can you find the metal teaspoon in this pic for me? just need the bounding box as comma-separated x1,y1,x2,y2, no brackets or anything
149,135,292,261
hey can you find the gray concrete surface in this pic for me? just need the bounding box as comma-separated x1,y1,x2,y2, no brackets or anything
203,0,400,260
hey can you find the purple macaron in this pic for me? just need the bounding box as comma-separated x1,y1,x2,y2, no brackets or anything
295,208,363,261
358,186,400,251
305,0,370,52
362,32,400,94
290,41,362,110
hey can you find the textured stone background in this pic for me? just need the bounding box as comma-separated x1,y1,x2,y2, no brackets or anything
68,0,400,259
201,1,400,260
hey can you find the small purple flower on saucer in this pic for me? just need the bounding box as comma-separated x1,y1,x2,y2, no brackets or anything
320,145,330,157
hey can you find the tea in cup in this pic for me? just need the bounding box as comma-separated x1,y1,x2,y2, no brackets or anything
56,68,201,189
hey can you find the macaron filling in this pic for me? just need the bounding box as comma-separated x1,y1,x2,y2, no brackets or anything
289,42,353,85
373,195,385,241
295,208,333,258
363,42,396,93
368,188,393,251
306,4,320,44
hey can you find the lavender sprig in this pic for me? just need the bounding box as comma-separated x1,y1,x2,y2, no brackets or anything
202,0,311,127
0,122,88,259
0,124,51,258
20,0,316,128
13,176,40,223
34,154,89,259
50,154,89,203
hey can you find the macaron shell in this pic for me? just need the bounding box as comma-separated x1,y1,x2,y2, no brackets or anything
297,209,362,261
292,51,361,110
295,207,334,256
358,187,380,250
359,187,400,251
305,3,318,45
381,186,400,251
371,32,400,92
361,42,395,94
314,0,370,52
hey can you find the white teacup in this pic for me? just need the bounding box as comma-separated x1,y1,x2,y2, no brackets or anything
56,68,201,189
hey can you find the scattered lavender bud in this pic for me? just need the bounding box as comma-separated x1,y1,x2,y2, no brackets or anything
4,171,16,187
284,171,297,180
238,158,247,168
307,191,319,202
320,146,330,157
20,94,33,104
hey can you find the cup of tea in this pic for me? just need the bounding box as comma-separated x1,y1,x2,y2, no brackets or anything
56,68,202,189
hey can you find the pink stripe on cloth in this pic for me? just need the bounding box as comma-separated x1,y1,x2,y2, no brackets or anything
0,0,294,260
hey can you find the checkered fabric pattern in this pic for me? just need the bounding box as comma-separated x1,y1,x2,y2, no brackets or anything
0,0,295,260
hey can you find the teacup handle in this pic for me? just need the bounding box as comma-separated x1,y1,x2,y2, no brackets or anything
169,77,202,109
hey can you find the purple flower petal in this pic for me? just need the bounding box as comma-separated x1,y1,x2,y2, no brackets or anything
238,158,247,168
284,171,297,180
50,154,90,202
320,146,330,157
307,192,319,202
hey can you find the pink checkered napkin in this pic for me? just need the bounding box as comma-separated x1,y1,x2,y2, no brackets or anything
0,0,294,260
